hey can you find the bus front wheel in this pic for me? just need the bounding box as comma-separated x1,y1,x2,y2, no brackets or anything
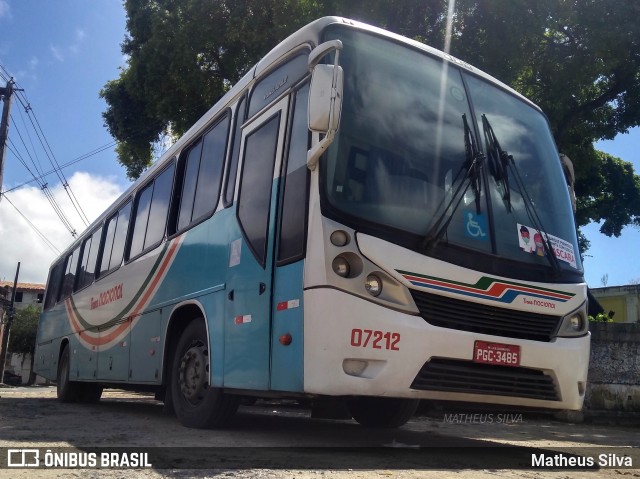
170,320,239,428
347,396,420,428
56,344,82,403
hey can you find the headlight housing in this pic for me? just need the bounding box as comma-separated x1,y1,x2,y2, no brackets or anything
555,302,588,337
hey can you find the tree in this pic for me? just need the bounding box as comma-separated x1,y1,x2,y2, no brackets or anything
102,0,640,245
8,305,40,385
101,0,322,179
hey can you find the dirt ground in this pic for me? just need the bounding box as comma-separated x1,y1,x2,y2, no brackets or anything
0,386,638,478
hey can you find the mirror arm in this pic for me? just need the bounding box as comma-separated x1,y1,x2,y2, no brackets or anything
308,40,343,70
307,130,336,170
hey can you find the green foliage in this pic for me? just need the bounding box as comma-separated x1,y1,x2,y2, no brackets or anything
588,312,613,323
102,0,640,241
8,305,41,356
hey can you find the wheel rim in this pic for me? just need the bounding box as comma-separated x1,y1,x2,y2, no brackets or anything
178,341,209,405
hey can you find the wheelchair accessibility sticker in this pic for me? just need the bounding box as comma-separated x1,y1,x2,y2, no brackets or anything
464,212,488,241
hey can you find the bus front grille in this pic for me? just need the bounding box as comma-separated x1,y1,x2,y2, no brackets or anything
410,289,561,342
411,358,560,401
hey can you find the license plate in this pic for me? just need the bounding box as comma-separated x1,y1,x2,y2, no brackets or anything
473,340,520,367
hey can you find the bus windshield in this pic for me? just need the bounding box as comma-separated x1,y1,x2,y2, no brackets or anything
322,26,582,279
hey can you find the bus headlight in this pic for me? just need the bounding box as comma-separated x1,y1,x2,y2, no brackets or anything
555,302,588,337
332,256,350,277
569,314,584,331
364,274,382,297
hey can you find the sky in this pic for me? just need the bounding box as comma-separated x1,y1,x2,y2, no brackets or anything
0,1,638,288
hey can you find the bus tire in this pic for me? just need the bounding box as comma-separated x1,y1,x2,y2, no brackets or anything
78,383,103,403
347,396,420,428
56,344,82,403
170,320,239,428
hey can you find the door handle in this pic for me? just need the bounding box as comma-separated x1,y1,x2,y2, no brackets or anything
259,283,266,295
228,290,234,301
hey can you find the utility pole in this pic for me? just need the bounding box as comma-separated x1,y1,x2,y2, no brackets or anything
0,262,20,384
0,78,17,200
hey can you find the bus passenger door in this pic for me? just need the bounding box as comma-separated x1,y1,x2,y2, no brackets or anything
224,96,289,390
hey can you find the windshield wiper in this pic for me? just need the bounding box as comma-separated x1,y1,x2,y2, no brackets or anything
422,114,483,252
482,114,512,212
481,115,562,277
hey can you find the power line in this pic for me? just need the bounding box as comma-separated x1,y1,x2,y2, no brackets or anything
6,139,78,237
0,62,91,227
0,140,117,194
0,192,61,255
18,97,90,227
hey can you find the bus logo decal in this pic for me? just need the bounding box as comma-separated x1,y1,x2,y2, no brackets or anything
90,283,124,310
397,270,574,304
65,236,184,350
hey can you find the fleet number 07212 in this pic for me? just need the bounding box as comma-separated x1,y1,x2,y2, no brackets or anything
350,328,400,350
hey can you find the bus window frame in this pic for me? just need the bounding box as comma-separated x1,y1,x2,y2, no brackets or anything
276,78,312,267
222,93,248,208
126,159,177,264
169,109,232,239
95,198,133,282
43,260,65,310
74,224,104,294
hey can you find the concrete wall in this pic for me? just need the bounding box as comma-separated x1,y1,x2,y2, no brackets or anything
585,322,640,412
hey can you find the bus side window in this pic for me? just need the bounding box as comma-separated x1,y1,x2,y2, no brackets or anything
130,163,176,259
192,115,229,222
99,201,132,276
144,163,175,249
277,82,310,265
238,113,281,266
59,247,80,301
224,95,247,207
130,180,154,259
177,140,203,231
177,113,229,231
43,261,64,309
76,226,102,291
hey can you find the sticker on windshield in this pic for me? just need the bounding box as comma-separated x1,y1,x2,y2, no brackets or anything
517,224,577,268
464,211,488,241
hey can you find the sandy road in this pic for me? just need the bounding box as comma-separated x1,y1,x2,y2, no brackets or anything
0,386,638,478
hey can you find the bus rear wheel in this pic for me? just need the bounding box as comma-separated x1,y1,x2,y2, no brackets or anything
56,343,82,403
170,320,239,428
347,396,420,428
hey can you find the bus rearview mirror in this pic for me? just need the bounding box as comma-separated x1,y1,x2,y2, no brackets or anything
307,41,344,170
308,64,343,133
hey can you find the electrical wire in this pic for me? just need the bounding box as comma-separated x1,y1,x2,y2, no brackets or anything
6,140,78,237
0,192,62,255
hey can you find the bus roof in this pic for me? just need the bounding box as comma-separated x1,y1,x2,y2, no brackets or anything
53,16,539,262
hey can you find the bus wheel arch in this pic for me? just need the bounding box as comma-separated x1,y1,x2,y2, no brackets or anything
163,305,239,428
161,303,205,414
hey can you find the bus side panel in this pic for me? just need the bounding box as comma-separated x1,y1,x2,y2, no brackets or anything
96,325,130,381
270,260,304,392
35,307,75,380
198,289,228,388
75,332,98,380
34,340,54,380
130,309,163,382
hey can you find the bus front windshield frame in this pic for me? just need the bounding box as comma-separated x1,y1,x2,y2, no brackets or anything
321,26,583,283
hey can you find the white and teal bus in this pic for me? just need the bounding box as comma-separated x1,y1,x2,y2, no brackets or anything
36,17,589,429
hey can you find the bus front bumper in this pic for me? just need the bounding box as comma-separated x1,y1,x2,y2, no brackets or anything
303,287,589,411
